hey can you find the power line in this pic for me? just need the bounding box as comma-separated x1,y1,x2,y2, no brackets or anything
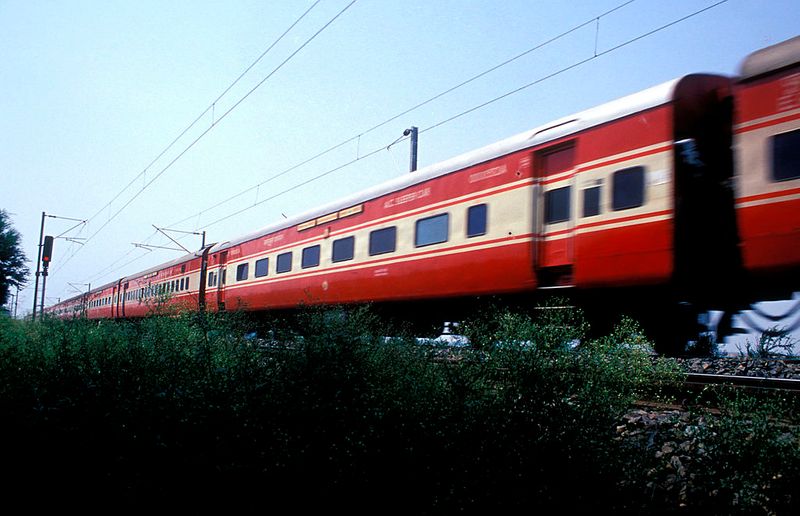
194,0,731,231
61,0,633,287
72,0,730,289
52,0,356,276
165,0,639,232
82,1,323,232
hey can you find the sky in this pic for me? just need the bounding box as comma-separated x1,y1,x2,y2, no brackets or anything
1,0,798,347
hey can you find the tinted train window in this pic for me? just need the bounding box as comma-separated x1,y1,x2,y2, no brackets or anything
583,186,601,217
302,245,321,269
772,129,800,181
369,227,396,256
415,213,449,247
545,186,571,224
255,258,269,278
185,278,190,290
467,204,487,237
332,236,355,262
612,166,645,210
236,263,249,281
277,252,292,273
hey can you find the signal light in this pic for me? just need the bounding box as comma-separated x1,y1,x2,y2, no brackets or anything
42,236,54,264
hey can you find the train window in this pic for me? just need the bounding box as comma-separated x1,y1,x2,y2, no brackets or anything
277,252,292,273
544,186,571,224
583,186,601,217
180,278,185,291
302,245,321,269
208,272,215,287
415,213,449,247
332,236,355,262
467,204,487,237
612,166,645,210
369,227,397,256
236,263,249,282
185,277,190,290
222,269,226,285
772,129,800,181
255,258,269,278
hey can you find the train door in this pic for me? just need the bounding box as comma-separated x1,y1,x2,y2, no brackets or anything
216,251,227,311
534,141,577,287
121,281,128,318
206,251,228,312
112,284,119,319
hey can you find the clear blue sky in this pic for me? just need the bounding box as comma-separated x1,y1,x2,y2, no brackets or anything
1,0,798,318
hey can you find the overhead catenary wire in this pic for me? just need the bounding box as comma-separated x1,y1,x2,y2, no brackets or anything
81,0,323,232
64,0,638,285
68,0,729,291
51,0,357,276
165,0,639,232
193,0,730,232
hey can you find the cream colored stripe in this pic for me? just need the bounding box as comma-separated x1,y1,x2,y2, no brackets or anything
734,107,800,132
225,237,529,291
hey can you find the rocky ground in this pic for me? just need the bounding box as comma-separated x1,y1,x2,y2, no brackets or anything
613,356,800,513
678,357,800,379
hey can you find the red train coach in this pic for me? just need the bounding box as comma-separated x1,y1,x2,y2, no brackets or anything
733,36,800,280
213,74,734,316
47,36,800,351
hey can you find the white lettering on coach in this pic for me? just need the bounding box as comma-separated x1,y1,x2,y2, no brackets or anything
469,165,507,183
384,187,431,209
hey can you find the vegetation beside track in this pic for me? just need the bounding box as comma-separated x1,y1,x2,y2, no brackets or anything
0,305,798,513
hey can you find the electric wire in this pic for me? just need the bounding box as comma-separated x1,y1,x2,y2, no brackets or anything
164,0,638,232
51,0,356,277
194,0,730,231
81,1,323,232
66,0,728,291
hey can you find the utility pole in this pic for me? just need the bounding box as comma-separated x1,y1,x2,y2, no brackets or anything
404,126,419,172
40,235,54,317
31,212,45,320
31,212,86,320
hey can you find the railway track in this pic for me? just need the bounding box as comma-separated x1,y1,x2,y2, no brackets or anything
683,372,800,392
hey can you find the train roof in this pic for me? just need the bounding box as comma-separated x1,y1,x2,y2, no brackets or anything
739,35,800,81
219,75,710,251
123,248,207,281
50,72,728,310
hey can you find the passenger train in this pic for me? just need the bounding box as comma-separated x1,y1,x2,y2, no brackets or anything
47,36,800,352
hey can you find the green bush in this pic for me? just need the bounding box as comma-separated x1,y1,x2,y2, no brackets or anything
1,306,793,513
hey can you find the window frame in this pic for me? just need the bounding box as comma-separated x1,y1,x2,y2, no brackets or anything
612,166,646,211
415,213,450,247
255,257,269,278
582,186,601,218
276,252,293,274
301,245,321,269
772,128,800,182
467,204,488,238
236,263,249,282
369,226,397,256
332,236,355,263
544,186,571,224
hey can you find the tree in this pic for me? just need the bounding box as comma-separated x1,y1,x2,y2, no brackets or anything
0,209,29,308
